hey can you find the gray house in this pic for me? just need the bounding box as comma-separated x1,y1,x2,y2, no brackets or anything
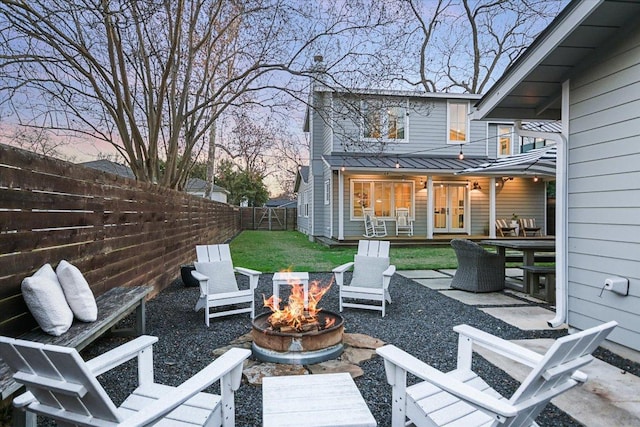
473,0,640,351
295,87,552,241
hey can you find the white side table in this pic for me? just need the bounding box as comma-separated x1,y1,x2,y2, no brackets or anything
271,271,309,310
263,373,377,427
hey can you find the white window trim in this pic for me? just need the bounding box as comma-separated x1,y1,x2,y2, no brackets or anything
324,180,330,205
349,179,415,221
497,124,514,157
360,98,409,143
447,100,470,144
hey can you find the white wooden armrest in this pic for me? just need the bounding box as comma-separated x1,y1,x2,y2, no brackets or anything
86,335,158,376
377,345,517,419
117,348,251,427
453,324,543,368
383,265,396,277
191,270,208,282
235,266,261,277
332,262,354,274
13,391,35,408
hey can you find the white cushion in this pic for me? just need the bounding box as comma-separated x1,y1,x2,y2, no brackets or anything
350,255,390,288
21,264,74,336
56,260,98,322
194,261,239,294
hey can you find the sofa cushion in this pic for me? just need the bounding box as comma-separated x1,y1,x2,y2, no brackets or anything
21,264,74,336
194,261,239,294
56,260,98,322
350,255,390,288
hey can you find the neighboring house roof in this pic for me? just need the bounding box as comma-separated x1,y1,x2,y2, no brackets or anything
322,153,487,173
185,178,229,194
473,1,640,121
265,198,297,208
457,145,557,177
80,159,135,178
294,166,309,192
314,86,483,101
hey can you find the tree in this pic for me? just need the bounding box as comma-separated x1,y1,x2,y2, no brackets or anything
5,126,73,161
0,0,410,189
216,159,269,206
406,0,567,93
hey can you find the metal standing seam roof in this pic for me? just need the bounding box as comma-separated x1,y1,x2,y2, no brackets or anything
322,153,488,173
457,145,557,177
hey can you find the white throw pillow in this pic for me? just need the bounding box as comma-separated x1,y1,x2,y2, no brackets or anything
21,264,74,336
194,261,239,294
350,255,390,288
56,260,98,322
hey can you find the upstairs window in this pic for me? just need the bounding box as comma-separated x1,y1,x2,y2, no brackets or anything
448,101,469,144
498,125,514,156
362,100,406,141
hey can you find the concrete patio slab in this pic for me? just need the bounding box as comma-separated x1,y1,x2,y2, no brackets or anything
480,306,565,330
397,270,449,279
439,290,528,306
439,269,456,276
413,278,452,290
475,338,640,427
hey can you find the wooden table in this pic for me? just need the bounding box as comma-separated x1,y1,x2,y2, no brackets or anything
480,239,555,292
262,373,377,427
272,271,309,310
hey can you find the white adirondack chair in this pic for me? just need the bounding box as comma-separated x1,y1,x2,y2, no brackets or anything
395,208,414,236
332,240,396,317
0,335,251,427
377,321,618,427
192,244,261,326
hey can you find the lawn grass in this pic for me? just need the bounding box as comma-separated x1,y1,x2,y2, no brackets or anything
230,230,459,272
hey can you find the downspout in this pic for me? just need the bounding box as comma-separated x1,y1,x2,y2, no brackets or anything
514,79,569,327
490,177,497,238
338,170,344,240
426,176,434,238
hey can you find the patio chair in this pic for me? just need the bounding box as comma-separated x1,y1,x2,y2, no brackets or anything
377,320,617,427
192,244,261,326
395,207,414,236
332,240,396,317
0,335,251,427
519,217,542,236
495,218,516,236
450,239,505,292
362,208,388,238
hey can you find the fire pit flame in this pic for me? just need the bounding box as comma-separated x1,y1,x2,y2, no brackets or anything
262,277,333,333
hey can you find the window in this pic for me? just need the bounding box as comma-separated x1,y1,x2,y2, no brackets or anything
351,180,414,219
498,125,513,156
324,180,330,205
304,191,310,218
362,100,406,140
448,101,469,143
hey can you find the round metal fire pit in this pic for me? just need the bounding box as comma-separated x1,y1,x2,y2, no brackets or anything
251,310,344,365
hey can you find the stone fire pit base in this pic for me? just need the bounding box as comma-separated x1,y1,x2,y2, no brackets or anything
212,332,385,386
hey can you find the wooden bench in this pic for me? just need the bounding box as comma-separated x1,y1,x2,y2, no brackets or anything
0,285,153,424
520,265,555,303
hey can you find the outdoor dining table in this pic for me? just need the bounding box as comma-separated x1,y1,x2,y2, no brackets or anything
480,239,556,291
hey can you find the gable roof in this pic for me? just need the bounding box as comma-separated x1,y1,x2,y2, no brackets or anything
294,166,309,192
185,178,229,194
473,0,640,121
80,159,135,178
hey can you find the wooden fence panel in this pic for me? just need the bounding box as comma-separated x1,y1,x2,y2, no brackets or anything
0,144,240,336
239,207,297,230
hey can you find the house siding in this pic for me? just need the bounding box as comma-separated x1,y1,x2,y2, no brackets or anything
567,23,640,350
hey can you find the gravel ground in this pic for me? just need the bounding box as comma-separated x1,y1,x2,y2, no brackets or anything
44,272,638,426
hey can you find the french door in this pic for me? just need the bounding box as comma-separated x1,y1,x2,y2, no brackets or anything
434,184,467,233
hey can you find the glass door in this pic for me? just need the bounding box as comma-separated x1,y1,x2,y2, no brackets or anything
434,184,467,232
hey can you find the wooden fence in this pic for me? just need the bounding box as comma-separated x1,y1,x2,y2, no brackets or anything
0,144,240,336
240,207,297,230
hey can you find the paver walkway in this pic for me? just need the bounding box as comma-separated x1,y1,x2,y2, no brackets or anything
397,269,640,427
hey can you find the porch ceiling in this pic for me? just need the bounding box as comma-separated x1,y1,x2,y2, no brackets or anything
323,153,487,174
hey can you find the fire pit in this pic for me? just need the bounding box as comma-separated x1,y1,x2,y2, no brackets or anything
251,278,344,364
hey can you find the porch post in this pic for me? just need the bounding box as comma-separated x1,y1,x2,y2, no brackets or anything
490,177,497,238
426,176,433,239
338,170,344,240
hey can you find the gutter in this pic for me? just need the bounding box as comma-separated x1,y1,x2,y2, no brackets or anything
514,119,567,328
